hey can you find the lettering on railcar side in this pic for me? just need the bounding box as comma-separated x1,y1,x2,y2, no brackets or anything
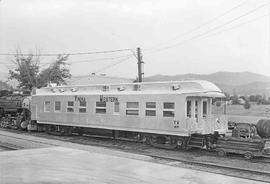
173,120,180,128
99,95,118,103
75,96,86,102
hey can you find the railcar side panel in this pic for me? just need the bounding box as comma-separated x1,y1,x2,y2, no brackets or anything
31,94,188,136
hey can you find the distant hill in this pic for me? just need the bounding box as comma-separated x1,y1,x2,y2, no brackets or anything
67,74,133,85
144,72,270,95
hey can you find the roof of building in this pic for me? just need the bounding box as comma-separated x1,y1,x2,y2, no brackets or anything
66,74,133,86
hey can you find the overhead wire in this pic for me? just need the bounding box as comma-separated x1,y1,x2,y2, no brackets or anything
193,13,269,42
146,1,270,55
145,0,249,51
93,56,133,74
0,48,133,57
39,54,134,65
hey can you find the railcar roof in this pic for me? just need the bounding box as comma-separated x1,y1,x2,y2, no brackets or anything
33,80,225,98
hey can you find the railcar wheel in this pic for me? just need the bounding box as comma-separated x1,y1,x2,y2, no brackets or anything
77,128,84,136
217,149,226,157
44,125,50,134
244,152,253,160
141,135,151,145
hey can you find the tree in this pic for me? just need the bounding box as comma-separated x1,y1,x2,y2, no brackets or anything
230,95,239,105
249,95,256,102
8,49,71,90
37,55,71,88
243,100,251,109
223,92,230,101
9,50,39,90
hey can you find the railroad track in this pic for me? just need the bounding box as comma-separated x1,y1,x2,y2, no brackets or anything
2,127,270,161
1,128,270,183
0,143,17,151
147,154,270,183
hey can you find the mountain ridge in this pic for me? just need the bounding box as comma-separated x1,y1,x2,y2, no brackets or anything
144,71,270,95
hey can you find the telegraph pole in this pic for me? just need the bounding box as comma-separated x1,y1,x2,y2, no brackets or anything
137,47,144,82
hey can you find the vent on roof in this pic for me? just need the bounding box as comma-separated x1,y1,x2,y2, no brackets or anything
172,84,181,90
59,88,65,93
102,85,109,92
70,88,78,92
51,88,57,93
48,83,57,87
133,84,141,91
117,86,126,91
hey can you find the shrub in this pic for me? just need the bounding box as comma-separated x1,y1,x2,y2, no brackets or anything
243,101,251,109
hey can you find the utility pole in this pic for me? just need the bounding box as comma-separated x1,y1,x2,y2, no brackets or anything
137,47,144,82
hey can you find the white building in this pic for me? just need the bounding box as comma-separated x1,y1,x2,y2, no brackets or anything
67,74,133,86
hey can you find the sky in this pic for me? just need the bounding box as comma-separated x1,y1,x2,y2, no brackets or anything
0,0,270,80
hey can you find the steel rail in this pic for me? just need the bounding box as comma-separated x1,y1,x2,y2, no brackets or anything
0,128,269,183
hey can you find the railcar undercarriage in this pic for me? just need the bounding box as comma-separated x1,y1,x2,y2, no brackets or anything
33,123,220,150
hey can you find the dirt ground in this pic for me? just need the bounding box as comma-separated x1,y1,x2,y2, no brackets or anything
225,104,270,117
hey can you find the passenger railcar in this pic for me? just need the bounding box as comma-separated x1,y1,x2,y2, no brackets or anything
31,80,227,149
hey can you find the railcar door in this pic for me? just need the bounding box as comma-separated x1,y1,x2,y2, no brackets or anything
186,97,210,134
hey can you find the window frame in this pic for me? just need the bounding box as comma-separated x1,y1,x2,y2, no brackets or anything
202,100,207,118
79,100,87,113
126,102,139,116
96,101,106,114
67,101,74,113
44,101,51,112
114,101,120,114
163,102,175,117
54,101,61,112
186,100,191,118
195,100,198,121
145,102,156,116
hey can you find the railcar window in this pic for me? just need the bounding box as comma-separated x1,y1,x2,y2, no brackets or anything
96,101,106,114
114,101,120,113
55,101,61,112
146,110,156,116
145,102,156,116
102,85,109,91
80,100,86,107
163,102,175,117
126,110,139,115
146,102,156,108
186,100,191,118
44,101,50,112
79,100,87,113
126,102,139,115
164,102,174,109
67,101,74,112
203,101,207,118
126,102,139,108
195,100,198,121
79,108,86,113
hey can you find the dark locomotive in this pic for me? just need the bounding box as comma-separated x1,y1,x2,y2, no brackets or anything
0,90,31,130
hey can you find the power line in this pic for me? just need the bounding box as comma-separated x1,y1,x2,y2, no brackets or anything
93,56,133,74
0,48,133,57
147,1,270,54
40,54,133,65
194,13,269,42
146,13,268,60
146,0,248,51
68,54,133,64
0,54,133,66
